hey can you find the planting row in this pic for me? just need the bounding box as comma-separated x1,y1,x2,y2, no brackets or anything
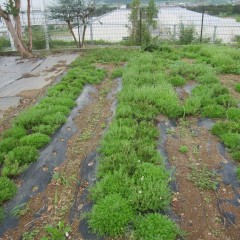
87,51,182,239
0,51,116,222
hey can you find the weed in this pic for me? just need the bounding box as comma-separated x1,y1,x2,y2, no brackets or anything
221,132,240,149
10,203,29,218
203,196,212,204
52,172,69,186
188,164,218,190
226,108,240,121
133,213,182,240
0,207,4,223
42,221,71,240
111,67,124,79
192,145,200,158
235,83,240,93
88,194,134,237
202,105,226,118
169,75,186,87
22,229,40,240
0,177,17,204
166,128,175,135
179,146,188,153
236,167,240,180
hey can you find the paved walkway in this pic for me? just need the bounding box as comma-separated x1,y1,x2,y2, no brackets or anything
0,53,79,118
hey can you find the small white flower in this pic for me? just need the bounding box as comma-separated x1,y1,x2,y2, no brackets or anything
139,190,142,194
140,176,144,181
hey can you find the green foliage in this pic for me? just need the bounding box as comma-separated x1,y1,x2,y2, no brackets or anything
188,164,218,190
169,75,186,87
131,163,171,211
2,146,39,177
2,126,27,139
22,229,40,240
20,133,51,148
0,177,17,204
226,108,240,121
236,167,240,180
235,83,240,93
202,105,226,118
42,221,71,240
0,36,11,51
0,137,19,155
88,194,134,237
10,203,29,218
179,146,188,153
133,213,181,240
178,23,197,44
111,67,124,79
221,133,240,149
0,207,4,224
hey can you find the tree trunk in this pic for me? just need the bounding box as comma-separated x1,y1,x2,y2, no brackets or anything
67,20,79,48
14,0,23,40
4,17,33,57
81,21,87,48
27,0,32,52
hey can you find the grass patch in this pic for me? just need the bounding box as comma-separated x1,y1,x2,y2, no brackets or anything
235,83,240,93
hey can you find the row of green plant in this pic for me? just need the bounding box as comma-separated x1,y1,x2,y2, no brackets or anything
87,50,182,239
0,49,134,223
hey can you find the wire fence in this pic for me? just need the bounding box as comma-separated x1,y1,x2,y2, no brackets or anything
0,5,240,51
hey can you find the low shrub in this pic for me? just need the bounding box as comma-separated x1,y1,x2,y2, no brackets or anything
236,167,240,180
0,207,4,223
20,133,51,149
32,124,58,135
5,146,39,166
2,126,27,139
0,138,19,154
133,213,181,240
221,133,240,149
202,105,226,118
88,194,134,237
235,83,240,93
131,163,171,212
169,75,186,87
226,108,240,121
211,121,240,136
111,67,124,79
0,177,17,204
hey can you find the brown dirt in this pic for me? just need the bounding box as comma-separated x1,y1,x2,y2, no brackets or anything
161,116,240,240
1,65,118,240
219,74,240,100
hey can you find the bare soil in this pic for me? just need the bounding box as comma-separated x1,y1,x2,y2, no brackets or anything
1,65,118,240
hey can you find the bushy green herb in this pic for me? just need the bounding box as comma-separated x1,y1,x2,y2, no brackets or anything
20,133,51,148
111,67,124,79
133,213,181,240
2,126,27,139
0,177,17,204
179,146,188,153
88,194,134,237
235,83,240,93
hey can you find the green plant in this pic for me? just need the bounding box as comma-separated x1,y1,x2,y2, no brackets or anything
2,126,27,139
235,83,240,93
133,213,181,240
0,207,4,223
10,203,29,217
0,36,11,51
179,23,197,44
188,164,218,190
236,167,240,180
179,146,188,153
22,229,40,240
41,221,71,240
226,108,240,121
88,194,134,237
221,133,240,149
111,67,124,79
0,177,17,204
20,133,51,149
202,105,226,118
169,75,186,87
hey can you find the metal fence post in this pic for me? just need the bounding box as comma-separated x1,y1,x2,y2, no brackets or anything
200,5,205,43
213,26,217,43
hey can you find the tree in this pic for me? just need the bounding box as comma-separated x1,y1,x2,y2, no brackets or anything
147,0,158,29
129,0,141,44
0,0,33,58
48,0,95,48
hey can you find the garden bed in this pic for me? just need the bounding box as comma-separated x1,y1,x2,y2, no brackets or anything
0,45,240,239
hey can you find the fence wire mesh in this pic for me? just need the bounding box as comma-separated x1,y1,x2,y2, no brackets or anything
0,4,240,51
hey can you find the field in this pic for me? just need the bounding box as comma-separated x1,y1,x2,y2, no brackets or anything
0,44,240,239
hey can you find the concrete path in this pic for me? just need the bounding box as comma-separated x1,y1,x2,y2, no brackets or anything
0,53,79,118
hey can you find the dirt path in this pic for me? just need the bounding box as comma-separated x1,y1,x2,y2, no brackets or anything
2,65,119,239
